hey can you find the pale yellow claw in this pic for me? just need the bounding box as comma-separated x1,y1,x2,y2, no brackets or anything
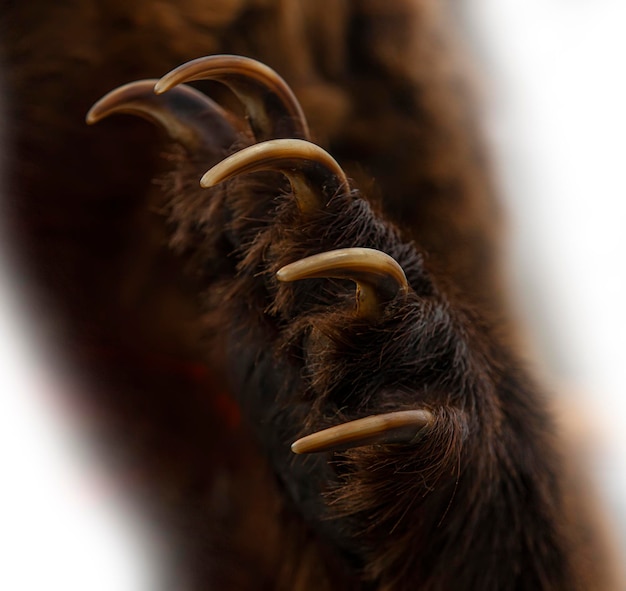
200,139,349,212
155,54,310,141
86,79,238,151
291,410,433,454
276,247,409,318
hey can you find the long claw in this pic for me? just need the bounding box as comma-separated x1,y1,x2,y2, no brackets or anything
155,55,310,141
277,248,409,318
291,410,433,454
86,79,239,152
200,139,349,212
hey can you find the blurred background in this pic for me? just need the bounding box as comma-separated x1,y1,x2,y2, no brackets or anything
1,1,625,588
468,0,626,551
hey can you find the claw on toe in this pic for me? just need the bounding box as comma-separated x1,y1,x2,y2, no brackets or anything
155,54,310,141
86,79,238,152
291,410,433,454
200,139,349,212
277,248,408,318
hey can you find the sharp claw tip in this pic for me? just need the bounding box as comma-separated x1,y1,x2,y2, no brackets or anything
153,80,167,95
199,173,213,188
85,109,98,125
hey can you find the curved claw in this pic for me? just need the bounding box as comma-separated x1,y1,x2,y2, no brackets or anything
86,79,239,153
200,139,349,212
291,410,433,454
277,248,409,318
155,55,310,141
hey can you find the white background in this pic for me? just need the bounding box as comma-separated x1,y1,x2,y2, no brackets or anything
467,0,626,549
1,2,625,588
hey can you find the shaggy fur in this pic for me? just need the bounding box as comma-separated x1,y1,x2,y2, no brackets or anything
0,0,620,589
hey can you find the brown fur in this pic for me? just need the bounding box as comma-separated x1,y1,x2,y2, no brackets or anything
0,0,619,589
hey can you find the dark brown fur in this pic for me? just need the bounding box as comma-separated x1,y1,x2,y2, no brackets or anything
0,0,619,589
